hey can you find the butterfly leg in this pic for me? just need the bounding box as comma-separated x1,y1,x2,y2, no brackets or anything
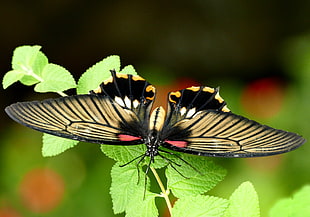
119,153,145,167
142,156,154,199
135,154,147,185
159,149,203,176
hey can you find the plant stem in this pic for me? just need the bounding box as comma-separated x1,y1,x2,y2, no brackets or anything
150,166,172,215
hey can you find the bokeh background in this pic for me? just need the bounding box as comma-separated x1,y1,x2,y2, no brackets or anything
0,1,310,216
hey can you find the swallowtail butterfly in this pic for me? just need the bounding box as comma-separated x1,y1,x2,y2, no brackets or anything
5,70,306,167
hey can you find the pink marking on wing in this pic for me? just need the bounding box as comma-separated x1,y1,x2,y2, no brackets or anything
165,140,188,148
118,134,141,141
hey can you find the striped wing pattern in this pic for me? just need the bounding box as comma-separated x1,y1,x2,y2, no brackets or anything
5,71,305,158
6,95,142,144
5,71,156,145
161,86,305,157
162,111,305,157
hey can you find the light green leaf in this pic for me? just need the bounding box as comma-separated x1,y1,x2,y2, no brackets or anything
19,75,40,86
125,185,158,217
31,50,48,75
110,163,155,214
224,181,260,217
42,134,79,157
11,45,42,71
166,154,226,198
2,70,25,89
77,55,121,94
11,45,49,86
172,195,228,217
269,185,310,217
34,63,76,92
120,65,137,75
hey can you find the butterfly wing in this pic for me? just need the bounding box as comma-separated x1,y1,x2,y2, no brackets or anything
160,86,305,157
5,71,156,145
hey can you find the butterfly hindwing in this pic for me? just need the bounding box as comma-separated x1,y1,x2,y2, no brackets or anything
5,71,156,145
164,86,230,126
91,70,155,122
161,86,305,157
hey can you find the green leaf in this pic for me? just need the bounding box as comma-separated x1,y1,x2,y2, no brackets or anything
34,63,76,92
224,181,260,217
11,45,42,71
172,195,228,217
42,134,79,157
31,50,49,75
166,154,226,198
125,186,158,217
77,55,121,94
101,144,146,165
2,70,25,89
120,65,137,75
110,163,140,213
269,185,310,217
110,162,156,215
10,45,49,86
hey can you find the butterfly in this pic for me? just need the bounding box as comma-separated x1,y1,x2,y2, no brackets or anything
5,70,306,170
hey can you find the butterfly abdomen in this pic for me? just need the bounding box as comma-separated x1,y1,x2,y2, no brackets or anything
149,106,166,132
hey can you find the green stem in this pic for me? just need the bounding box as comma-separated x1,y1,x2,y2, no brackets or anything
21,65,44,82
150,166,172,216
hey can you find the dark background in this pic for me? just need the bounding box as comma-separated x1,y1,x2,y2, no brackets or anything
0,1,309,216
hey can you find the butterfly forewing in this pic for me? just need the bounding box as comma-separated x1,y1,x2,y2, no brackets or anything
161,86,305,157
5,71,156,145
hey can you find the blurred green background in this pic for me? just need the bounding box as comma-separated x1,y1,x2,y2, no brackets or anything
0,1,309,217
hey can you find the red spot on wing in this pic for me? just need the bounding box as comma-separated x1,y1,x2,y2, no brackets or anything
165,140,188,148
118,134,141,141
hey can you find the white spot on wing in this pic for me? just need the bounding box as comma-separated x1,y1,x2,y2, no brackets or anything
180,107,187,116
186,107,196,118
124,96,131,108
193,111,203,118
133,99,139,108
115,96,125,107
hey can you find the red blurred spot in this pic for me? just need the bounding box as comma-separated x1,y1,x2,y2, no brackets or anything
19,168,65,213
241,78,285,119
0,207,22,217
175,78,201,90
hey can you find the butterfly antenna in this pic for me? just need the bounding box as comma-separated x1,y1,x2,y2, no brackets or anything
159,149,203,176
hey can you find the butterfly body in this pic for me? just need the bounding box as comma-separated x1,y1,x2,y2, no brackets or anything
5,70,306,164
